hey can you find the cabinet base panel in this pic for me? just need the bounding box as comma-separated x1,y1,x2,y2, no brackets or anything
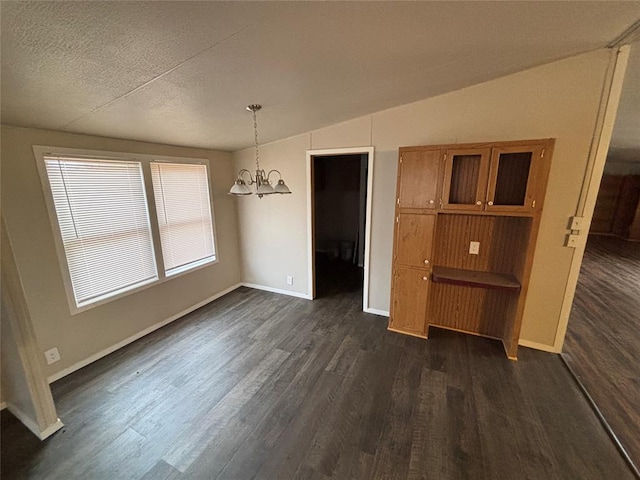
387,326,428,340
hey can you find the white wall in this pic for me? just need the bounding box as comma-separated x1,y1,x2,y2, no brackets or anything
1,126,243,379
234,49,613,349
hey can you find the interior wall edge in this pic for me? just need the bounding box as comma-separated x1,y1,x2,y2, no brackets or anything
552,45,631,352
4,402,63,440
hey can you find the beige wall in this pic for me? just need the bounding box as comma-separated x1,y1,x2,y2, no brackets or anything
234,49,612,348
1,126,242,378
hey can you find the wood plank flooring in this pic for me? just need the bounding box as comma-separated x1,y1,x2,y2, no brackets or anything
2,285,634,479
563,234,640,469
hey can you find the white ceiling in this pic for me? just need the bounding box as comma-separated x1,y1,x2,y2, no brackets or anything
2,1,639,152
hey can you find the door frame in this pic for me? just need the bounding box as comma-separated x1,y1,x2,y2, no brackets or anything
306,146,375,312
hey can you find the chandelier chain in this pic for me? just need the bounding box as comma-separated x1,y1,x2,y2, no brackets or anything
253,109,260,172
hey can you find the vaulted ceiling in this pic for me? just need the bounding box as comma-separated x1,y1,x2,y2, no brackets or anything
2,1,639,152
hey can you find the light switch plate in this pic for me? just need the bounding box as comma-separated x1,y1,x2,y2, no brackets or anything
469,241,480,255
44,347,61,365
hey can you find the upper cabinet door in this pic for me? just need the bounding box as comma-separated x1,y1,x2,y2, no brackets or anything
486,145,544,213
397,149,441,209
442,148,491,211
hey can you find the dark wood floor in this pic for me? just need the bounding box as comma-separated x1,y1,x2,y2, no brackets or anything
2,285,634,479
563,235,640,469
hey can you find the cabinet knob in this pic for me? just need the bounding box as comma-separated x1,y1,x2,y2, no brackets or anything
429,199,434,204
488,201,494,206
422,276,428,281
476,200,482,206
424,259,430,264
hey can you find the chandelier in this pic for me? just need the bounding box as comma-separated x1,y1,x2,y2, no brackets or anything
228,104,291,198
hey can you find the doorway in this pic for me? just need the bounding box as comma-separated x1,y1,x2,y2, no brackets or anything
306,147,374,309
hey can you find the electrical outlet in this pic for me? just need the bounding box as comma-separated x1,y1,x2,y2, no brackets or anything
469,241,480,255
44,347,61,365
286,275,293,285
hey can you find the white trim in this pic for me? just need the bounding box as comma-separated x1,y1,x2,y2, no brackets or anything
306,146,375,311
241,282,312,300
518,339,561,354
364,307,389,317
306,152,314,299
47,283,242,383
0,401,6,410
553,45,631,352
6,402,64,440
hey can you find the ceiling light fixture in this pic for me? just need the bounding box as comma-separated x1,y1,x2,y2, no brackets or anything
229,104,291,198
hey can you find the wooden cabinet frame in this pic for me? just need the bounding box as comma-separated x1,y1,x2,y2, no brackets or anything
389,138,555,359
442,147,491,211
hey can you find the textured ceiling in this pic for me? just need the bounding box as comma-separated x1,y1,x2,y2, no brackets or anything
1,1,639,152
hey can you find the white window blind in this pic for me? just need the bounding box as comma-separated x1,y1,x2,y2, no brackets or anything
44,157,158,306
150,162,216,276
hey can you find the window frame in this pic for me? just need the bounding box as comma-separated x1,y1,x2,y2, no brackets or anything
33,145,219,315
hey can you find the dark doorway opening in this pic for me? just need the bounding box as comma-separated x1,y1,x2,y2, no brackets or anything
313,154,367,298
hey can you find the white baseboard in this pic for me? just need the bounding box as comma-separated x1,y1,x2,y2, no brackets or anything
47,283,243,383
364,307,389,317
242,282,312,300
518,339,560,353
6,402,64,440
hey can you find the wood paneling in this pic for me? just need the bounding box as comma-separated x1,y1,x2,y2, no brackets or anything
592,175,624,233
397,149,441,209
612,175,640,240
395,214,435,268
432,214,530,275
390,267,429,336
629,202,640,240
1,287,634,480
429,283,517,339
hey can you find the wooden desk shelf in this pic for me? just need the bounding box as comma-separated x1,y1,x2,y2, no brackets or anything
431,266,521,292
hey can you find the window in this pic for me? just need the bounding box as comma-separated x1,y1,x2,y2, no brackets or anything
37,148,217,312
150,162,216,276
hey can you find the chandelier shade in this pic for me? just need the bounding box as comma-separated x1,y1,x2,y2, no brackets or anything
229,104,292,198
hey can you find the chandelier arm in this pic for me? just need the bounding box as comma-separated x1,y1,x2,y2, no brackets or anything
266,169,282,182
237,168,255,184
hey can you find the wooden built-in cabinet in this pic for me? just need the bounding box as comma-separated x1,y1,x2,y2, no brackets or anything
442,143,545,213
389,139,554,359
